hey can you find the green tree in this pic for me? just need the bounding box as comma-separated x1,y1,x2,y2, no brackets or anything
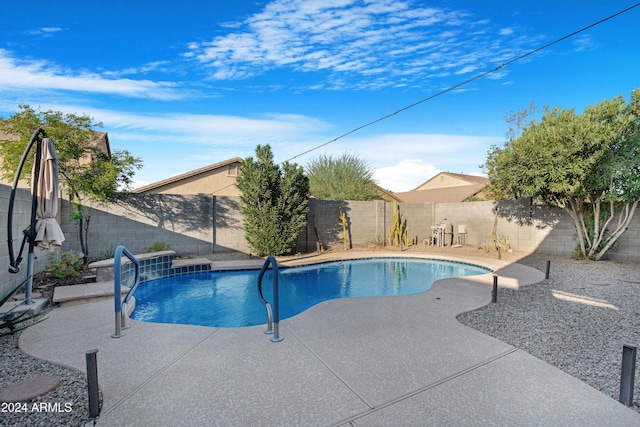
306,152,382,200
485,90,640,260
0,105,142,262
236,144,309,256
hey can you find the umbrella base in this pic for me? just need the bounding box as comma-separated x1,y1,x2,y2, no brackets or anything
0,298,49,319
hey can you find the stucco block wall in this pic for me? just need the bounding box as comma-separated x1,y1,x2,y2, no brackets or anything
213,196,249,254
434,200,568,254
299,200,434,253
6,186,634,290
55,194,639,262
60,194,215,259
606,208,640,262
1,184,49,300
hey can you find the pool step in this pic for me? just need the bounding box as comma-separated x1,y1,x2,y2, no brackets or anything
169,258,213,275
53,281,130,307
52,258,213,307
87,251,215,282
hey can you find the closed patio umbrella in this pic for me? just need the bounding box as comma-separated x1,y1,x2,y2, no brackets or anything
6,128,65,305
33,137,65,250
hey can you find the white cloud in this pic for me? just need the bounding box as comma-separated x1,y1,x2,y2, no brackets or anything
290,132,500,191
26,27,64,36
55,107,332,152
102,61,173,78
320,133,500,163
0,49,184,100
455,65,479,75
374,159,439,192
2,95,498,192
131,179,151,190
572,34,596,52
188,0,534,89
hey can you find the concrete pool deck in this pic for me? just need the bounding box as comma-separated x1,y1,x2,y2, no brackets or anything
19,252,640,426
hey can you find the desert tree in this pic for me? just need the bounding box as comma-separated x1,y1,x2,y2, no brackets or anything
306,151,382,201
485,90,640,260
0,105,142,261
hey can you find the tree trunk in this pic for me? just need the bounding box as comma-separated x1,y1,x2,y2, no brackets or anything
565,199,587,258
594,201,639,260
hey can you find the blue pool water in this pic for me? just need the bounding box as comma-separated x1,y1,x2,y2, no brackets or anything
131,258,489,328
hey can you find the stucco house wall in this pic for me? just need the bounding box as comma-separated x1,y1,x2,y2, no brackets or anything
134,158,241,196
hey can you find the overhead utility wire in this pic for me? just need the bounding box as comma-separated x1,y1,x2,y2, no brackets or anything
208,3,638,194
285,2,640,162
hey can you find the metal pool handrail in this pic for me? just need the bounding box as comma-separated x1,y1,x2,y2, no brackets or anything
257,256,283,342
112,245,140,338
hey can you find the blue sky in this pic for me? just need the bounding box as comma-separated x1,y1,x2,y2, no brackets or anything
1,1,638,192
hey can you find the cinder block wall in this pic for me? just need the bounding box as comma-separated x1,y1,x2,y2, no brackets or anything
59,194,216,259
3,184,639,302
1,185,50,300
4,183,638,301
57,195,640,262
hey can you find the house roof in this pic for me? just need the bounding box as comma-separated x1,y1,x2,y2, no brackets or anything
371,182,404,203
394,172,489,203
410,171,489,191
95,132,111,157
395,183,488,203
134,157,243,193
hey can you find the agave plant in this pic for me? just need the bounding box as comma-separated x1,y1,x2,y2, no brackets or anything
0,278,47,337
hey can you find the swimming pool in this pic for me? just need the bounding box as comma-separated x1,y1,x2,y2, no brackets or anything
130,258,490,328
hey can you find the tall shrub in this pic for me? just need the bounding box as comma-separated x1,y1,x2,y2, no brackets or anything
236,144,309,256
306,151,382,200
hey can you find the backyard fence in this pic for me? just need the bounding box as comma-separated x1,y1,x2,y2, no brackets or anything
3,183,640,301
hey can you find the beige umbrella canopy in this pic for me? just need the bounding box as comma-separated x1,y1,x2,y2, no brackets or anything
33,138,65,249
7,129,65,304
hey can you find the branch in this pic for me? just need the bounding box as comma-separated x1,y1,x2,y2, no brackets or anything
596,200,639,260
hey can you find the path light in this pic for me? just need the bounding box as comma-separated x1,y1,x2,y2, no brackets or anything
620,345,637,406
545,260,551,279
86,349,100,419
492,275,498,303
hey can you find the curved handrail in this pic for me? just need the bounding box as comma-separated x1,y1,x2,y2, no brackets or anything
257,256,283,342
112,245,140,338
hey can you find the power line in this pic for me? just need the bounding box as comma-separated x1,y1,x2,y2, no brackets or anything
208,2,639,195
285,2,640,162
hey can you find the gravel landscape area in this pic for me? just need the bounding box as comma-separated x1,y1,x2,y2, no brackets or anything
458,252,640,413
1,249,639,426
0,279,94,427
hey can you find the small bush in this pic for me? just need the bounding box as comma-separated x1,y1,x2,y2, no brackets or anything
48,250,85,278
95,242,118,261
368,234,385,249
497,234,511,253
144,241,170,253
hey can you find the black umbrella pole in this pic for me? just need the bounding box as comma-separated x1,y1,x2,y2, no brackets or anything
24,136,43,305
5,128,46,305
